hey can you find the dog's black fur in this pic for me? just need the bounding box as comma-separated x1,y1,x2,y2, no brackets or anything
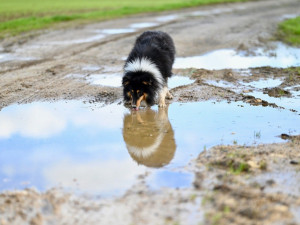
122,31,175,109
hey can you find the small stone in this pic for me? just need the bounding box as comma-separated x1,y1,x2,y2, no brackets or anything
290,160,299,165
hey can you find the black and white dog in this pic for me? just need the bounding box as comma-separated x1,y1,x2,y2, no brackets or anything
122,31,175,110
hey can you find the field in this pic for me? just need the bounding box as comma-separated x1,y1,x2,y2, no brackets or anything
0,0,247,37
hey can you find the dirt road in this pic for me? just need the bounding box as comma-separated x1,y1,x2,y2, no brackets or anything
0,0,300,224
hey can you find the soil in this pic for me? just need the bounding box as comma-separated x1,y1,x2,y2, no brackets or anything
0,0,300,224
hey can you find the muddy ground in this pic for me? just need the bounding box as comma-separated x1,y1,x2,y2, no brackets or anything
0,0,300,224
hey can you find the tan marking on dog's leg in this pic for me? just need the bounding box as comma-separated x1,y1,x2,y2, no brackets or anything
136,94,146,109
158,87,168,108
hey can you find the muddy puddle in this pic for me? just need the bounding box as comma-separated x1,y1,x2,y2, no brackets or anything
174,42,300,69
86,73,194,89
205,77,300,112
1,99,299,195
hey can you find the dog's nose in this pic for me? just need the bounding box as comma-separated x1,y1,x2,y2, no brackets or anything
132,105,139,111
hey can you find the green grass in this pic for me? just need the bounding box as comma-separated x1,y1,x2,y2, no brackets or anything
278,16,300,46
0,0,248,37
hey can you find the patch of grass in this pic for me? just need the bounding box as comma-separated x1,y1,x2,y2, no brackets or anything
259,160,267,170
230,161,250,175
190,193,197,201
277,16,300,46
209,157,250,175
223,205,231,214
0,0,249,37
285,67,300,76
254,131,261,139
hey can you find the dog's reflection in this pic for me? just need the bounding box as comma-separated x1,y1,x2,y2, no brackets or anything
123,107,176,168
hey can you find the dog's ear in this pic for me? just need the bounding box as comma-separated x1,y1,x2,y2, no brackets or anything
122,76,130,86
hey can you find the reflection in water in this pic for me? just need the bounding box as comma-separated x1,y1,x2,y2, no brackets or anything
123,107,176,168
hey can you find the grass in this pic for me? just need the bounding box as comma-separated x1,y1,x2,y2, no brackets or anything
278,16,300,46
230,161,250,174
0,0,248,37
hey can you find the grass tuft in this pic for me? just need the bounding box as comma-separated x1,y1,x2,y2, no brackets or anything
278,16,300,46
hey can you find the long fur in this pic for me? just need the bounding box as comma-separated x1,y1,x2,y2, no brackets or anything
122,31,175,109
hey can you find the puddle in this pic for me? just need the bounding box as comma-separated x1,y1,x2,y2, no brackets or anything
191,8,232,16
168,76,194,88
248,90,300,112
129,22,158,28
205,78,283,90
87,73,194,88
88,73,122,87
205,77,300,112
280,14,299,21
1,100,299,195
0,53,37,63
81,65,101,72
100,28,136,35
50,34,106,45
174,43,300,69
155,14,178,22
246,78,283,89
242,78,300,112
250,171,300,196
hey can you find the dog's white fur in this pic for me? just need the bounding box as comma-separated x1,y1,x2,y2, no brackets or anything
125,57,172,107
124,57,164,87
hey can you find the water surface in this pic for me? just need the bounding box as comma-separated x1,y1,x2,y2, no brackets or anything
0,100,299,195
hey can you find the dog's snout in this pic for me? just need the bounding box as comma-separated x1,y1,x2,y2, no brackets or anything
132,105,137,108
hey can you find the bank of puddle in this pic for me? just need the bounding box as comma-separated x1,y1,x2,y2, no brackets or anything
205,78,300,113
0,99,299,196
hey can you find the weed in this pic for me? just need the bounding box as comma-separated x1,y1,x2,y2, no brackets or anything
254,131,261,139
190,193,197,202
277,16,300,46
212,213,222,225
259,160,267,170
223,205,231,214
230,162,250,175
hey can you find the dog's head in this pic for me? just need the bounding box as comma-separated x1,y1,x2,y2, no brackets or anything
122,71,158,110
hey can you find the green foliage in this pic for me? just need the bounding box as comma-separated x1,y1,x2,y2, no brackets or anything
229,161,250,175
0,0,248,37
278,16,300,46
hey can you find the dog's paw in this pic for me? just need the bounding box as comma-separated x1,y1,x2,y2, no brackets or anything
166,92,173,99
158,102,166,108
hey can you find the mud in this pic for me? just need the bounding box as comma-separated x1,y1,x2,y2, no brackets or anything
0,0,300,224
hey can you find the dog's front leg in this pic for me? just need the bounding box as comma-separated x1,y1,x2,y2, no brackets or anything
166,89,173,99
158,87,168,108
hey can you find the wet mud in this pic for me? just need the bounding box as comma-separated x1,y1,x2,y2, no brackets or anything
1,0,300,224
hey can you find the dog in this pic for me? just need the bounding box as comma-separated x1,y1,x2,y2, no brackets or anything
122,31,175,110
